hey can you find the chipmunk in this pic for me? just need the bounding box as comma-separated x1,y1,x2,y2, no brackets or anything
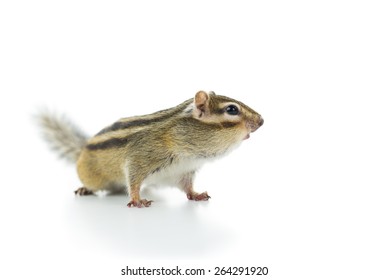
38,91,264,208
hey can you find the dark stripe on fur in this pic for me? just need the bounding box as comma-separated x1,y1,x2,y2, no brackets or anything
96,114,173,135
96,99,192,136
86,137,130,150
221,122,239,128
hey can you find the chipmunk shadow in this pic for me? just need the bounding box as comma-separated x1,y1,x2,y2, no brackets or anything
65,189,236,259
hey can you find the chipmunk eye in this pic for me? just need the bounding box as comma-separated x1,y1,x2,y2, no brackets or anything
225,105,239,115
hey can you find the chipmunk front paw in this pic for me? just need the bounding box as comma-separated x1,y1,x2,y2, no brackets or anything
187,191,211,201
127,199,153,208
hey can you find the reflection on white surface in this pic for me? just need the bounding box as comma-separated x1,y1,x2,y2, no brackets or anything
65,188,236,260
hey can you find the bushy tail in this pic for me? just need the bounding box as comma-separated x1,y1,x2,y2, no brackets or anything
36,111,88,163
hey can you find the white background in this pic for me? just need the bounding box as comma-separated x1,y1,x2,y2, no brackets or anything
1,0,388,279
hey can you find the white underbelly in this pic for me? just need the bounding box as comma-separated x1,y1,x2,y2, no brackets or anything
143,157,209,187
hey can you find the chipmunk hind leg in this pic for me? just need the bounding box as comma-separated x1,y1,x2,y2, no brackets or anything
74,174,111,196
74,186,94,196
180,172,211,201
74,182,125,196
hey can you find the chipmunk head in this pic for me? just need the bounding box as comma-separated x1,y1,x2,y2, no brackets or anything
192,90,264,140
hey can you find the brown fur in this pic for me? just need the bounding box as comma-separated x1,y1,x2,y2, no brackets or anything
39,91,264,208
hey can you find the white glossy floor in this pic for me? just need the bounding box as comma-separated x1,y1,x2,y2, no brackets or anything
2,130,389,279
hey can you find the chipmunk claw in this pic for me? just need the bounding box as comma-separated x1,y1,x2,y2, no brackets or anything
187,191,211,201
127,199,153,208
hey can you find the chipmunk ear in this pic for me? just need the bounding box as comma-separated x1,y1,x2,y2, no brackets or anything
194,91,209,113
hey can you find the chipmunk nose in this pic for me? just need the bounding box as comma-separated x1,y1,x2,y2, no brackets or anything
259,117,264,127
249,115,264,132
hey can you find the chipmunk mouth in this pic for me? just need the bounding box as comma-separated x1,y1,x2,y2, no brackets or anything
243,133,250,140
